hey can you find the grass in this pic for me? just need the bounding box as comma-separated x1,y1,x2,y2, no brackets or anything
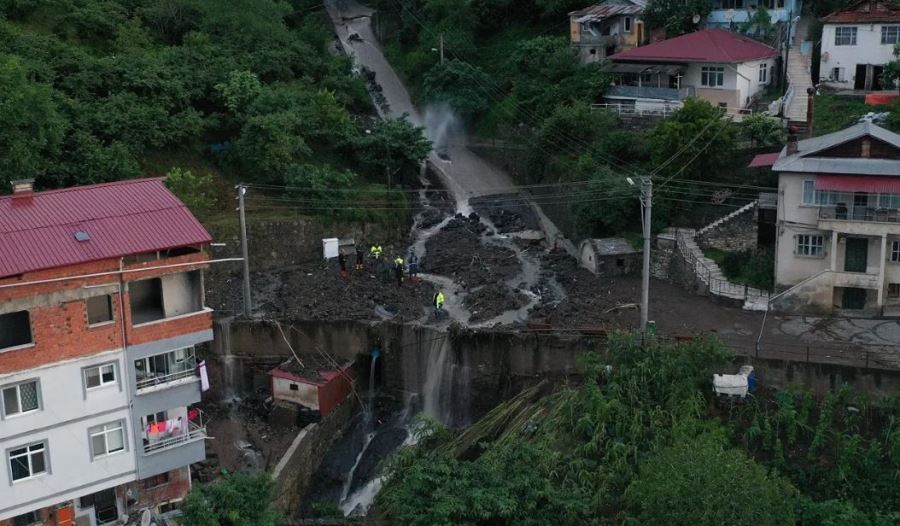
703,247,774,291
812,93,893,136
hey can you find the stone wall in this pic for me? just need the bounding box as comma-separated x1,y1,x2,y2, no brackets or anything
206,216,401,271
697,207,758,253
735,355,900,399
271,397,357,515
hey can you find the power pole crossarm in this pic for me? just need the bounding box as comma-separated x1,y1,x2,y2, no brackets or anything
237,184,252,317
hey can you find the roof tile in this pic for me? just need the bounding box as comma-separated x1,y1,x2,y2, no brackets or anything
609,28,777,63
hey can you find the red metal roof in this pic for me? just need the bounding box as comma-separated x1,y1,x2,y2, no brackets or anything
609,28,778,63
822,0,900,23
748,152,780,168
0,178,212,278
815,175,900,193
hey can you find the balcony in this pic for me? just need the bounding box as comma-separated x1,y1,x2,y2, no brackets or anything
143,409,206,455
577,33,623,47
134,347,198,394
818,206,900,236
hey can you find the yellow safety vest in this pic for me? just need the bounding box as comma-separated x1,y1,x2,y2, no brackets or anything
394,257,404,265
436,292,445,306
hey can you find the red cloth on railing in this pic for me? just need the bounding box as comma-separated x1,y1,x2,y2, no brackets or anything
188,409,199,421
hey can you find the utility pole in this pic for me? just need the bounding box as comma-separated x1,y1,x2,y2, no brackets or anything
439,33,444,64
640,177,652,333
781,9,793,101
237,184,252,317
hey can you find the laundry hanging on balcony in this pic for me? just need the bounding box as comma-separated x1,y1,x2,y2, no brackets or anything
196,360,209,392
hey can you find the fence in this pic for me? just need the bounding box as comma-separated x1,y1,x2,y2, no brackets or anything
591,103,753,121
675,229,771,304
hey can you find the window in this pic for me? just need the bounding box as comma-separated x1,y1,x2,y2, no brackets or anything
762,0,785,7
8,442,47,481
889,283,900,298
134,347,196,390
89,422,126,458
12,511,40,526
835,27,857,46
0,311,33,350
759,63,768,83
882,26,900,45
623,17,632,33
879,193,900,209
831,67,844,82
130,271,203,325
796,235,825,257
86,295,113,326
721,0,743,7
803,180,815,204
891,241,900,262
142,472,170,489
84,364,116,390
701,66,724,87
2,381,40,418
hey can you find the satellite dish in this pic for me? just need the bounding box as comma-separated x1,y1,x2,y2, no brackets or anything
822,51,830,63
725,9,736,21
770,14,779,24
692,13,701,24
141,510,152,526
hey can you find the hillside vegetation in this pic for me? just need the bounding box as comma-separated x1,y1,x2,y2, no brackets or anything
378,334,900,525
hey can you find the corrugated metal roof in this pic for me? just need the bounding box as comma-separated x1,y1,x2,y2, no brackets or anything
609,28,777,63
0,178,212,278
570,0,646,19
822,0,900,23
772,121,900,175
748,152,780,168
586,237,638,256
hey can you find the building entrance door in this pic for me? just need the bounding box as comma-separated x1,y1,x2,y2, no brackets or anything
844,237,868,272
842,288,867,309
855,64,867,90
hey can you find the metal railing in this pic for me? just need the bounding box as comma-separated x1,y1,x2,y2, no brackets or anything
592,103,752,121
135,368,197,391
144,411,206,455
675,229,771,303
818,205,900,223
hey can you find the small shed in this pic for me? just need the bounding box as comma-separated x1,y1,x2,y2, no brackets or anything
268,356,356,417
578,238,640,276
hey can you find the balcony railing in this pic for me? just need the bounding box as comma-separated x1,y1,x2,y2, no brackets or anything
135,368,197,392
144,411,206,455
819,206,900,223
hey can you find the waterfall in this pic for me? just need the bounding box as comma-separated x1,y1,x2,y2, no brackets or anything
213,317,237,401
416,334,471,428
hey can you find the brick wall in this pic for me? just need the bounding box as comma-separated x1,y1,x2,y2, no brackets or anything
0,252,212,374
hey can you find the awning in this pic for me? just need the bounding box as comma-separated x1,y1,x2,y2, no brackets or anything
815,175,900,193
748,152,780,168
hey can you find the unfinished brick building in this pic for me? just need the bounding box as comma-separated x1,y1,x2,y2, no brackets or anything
0,179,214,526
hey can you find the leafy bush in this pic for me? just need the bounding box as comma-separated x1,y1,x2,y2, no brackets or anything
165,167,217,217
181,472,279,526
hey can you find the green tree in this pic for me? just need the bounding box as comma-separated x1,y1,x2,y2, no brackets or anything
216,70,263,113
0,54,67,192
741,113,786,148
421,59,492,121
181,472,279,526
881,44,900,94
571,162,638,237
739,5,776,42
165,167,217,217
626,432,798,526
231,111,312,182
355,117,431,184
644,0,710,36
649,98,738,183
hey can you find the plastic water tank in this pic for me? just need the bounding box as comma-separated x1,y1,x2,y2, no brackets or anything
322,237,339,260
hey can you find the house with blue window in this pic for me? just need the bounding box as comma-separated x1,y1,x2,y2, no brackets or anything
819,0,900,90
770,120,900,315
707,0,802,29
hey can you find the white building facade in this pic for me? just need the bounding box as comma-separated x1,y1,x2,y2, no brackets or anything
772,122,900,315
819,0,900,90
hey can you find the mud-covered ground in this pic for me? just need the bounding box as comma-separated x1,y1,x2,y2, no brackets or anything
207,255,436,322
470,193,541,233
464,283,530,323
422,216,521,289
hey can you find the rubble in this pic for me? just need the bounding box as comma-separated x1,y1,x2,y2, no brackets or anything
423,216,521,289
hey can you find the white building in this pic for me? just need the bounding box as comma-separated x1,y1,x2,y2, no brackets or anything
771,121,900,315
569,0,647,63
607,28,777,111
819,0,900,90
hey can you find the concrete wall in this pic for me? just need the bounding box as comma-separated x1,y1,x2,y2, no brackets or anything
736,354,900,399
272,398,356,516
776,173,831,286
707,1,800,26
821,22,898,87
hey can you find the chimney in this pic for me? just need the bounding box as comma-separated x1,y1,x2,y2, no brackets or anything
11,178,34,196
786,134,798,155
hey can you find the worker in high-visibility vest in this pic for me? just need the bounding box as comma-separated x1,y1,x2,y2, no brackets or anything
370,244,382,259
433,290,445,315
393,256,404,287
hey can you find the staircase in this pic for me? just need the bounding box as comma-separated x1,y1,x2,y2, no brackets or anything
675,202,770,311
784,17,814,129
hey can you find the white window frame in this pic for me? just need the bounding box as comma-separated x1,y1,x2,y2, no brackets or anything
891,241,900,263
796,234,825,257
1,380,41,419
878,193,900,209
84,363,117,390
701,66,725,87
89,421,127,459
802,180,816,204
8,441,48,483
882,26,900,45
758,63,768,83
834,26,857,46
